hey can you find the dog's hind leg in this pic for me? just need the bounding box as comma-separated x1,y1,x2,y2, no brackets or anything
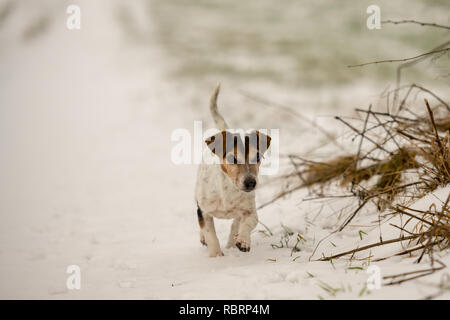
203,215,224,257
226,218,240,248
236,211,258,252
200,232,206,246
197,206,207,246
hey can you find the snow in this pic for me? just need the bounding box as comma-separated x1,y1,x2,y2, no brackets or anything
0,0,448,299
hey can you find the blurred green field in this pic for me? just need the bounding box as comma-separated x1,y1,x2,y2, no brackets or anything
147,0,449,89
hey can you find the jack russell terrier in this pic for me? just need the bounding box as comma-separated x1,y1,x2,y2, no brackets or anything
195,85,271,257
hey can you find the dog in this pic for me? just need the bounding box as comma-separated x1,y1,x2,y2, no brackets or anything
195,84,271,257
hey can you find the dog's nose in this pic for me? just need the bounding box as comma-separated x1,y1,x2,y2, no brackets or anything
244,177,257,191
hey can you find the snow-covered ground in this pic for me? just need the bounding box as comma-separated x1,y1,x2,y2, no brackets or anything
0,0,448,299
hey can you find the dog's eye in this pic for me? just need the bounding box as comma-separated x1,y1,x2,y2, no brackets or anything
226,154,237,164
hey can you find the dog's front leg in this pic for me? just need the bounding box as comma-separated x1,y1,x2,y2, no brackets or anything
226,218,240,248
203,215,224,257
235,211,258,252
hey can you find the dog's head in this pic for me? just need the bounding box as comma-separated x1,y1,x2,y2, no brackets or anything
205,130,271,192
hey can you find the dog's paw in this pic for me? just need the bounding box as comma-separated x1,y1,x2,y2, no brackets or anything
225,239,235,249
209,249,224,257
235,238,251,252
200,232,208,246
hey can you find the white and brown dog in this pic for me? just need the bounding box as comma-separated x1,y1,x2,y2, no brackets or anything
195,85,271,257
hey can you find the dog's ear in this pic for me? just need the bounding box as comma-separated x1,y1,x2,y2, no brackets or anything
205,131,228,158
254,130,271,154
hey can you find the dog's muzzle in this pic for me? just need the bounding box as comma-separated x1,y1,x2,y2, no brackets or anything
243,177,257,192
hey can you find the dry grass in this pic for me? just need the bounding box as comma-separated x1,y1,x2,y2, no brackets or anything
287,98,449,208
255,19,450,291
318,193,449,265
269,97,450,267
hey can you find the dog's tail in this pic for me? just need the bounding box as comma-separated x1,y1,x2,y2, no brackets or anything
210,84,229,131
